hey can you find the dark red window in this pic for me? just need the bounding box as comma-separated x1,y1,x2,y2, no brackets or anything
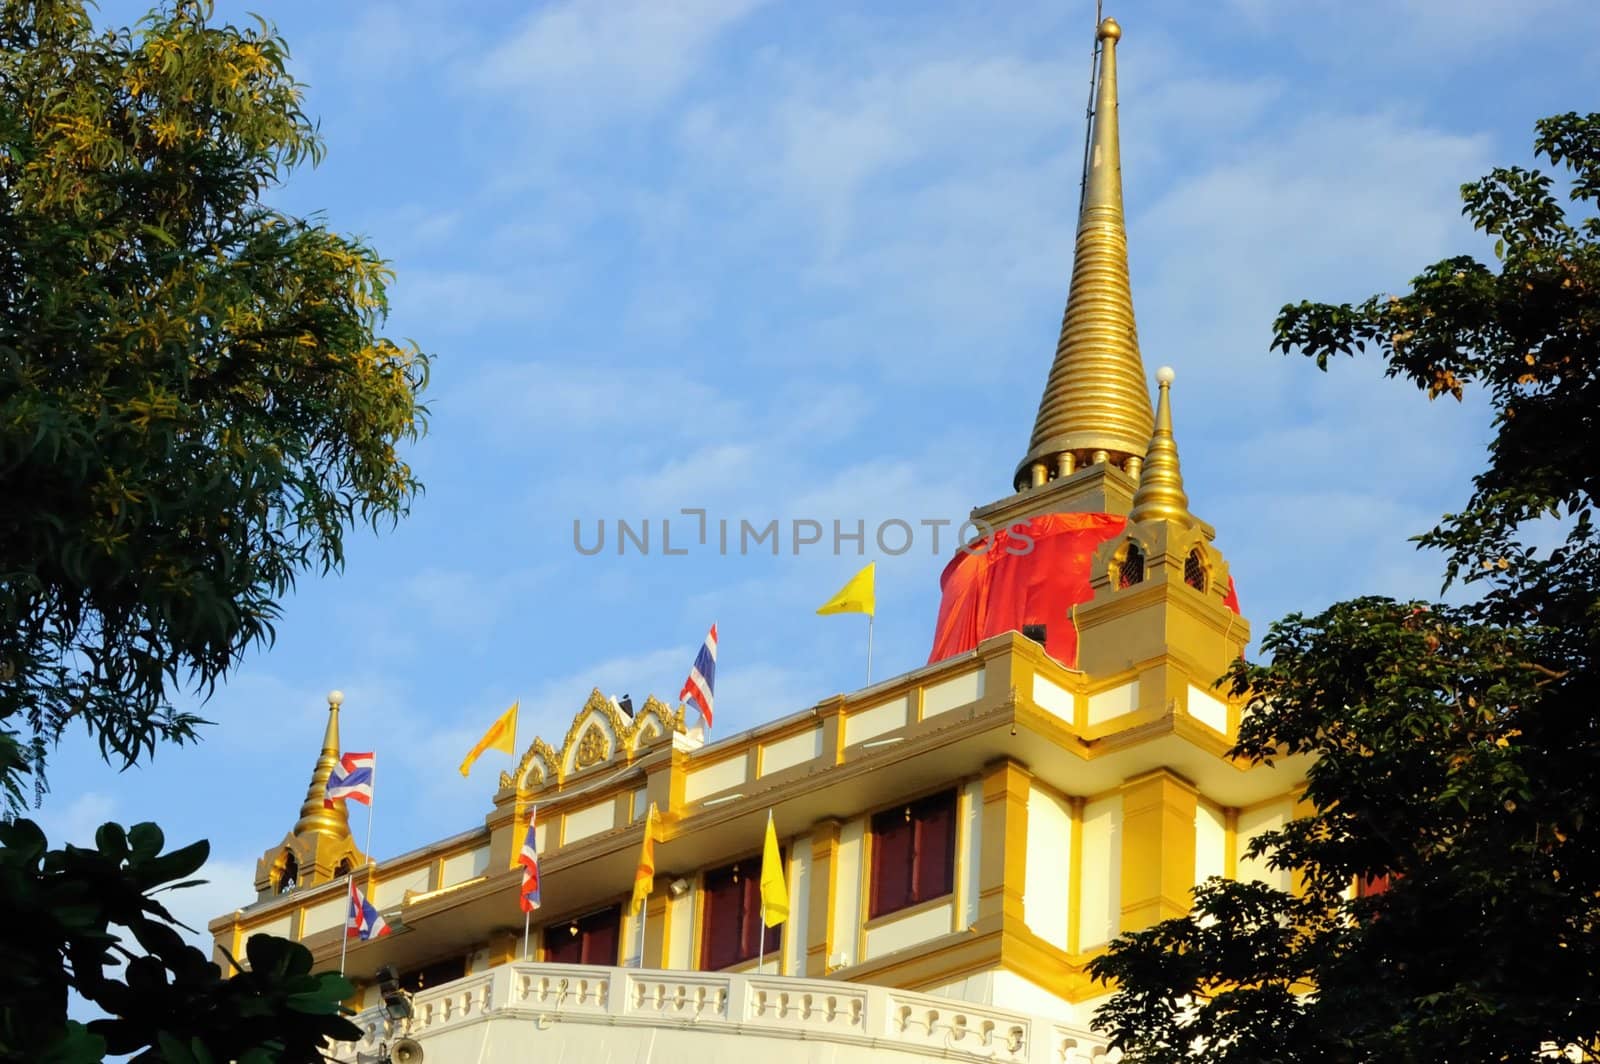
545,905,620,966
869,790,957,919
700,858,781,970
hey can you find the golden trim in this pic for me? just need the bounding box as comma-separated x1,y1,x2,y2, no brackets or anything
1068,794,1086,954
502,689,686,793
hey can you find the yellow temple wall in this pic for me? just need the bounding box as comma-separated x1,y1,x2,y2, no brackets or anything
215,635,1305,1016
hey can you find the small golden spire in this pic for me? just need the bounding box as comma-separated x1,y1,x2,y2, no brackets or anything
292,690,352,838
1014,15,1153,491
1129,366,1193,526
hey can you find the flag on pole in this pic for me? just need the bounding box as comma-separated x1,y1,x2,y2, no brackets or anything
324,751,375,808
459,701,519,777
631,802,659,916
678,625,717,730
347,879,390,940
519,807,542,914
817,562,875,617
760,810,788,927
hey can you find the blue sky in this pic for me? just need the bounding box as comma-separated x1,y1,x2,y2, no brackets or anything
36,0,1600,940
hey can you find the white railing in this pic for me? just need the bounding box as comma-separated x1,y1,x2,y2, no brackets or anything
333,962,1112,1062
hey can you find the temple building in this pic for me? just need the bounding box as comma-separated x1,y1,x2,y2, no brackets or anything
209,17,1307,1064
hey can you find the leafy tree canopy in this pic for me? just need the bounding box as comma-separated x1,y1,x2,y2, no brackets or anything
0,0,428,801
0,1,429,1059
1088,112,1600,1063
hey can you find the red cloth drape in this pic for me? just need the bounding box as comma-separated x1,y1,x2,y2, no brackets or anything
927,513,1243,668
927,513,1127,669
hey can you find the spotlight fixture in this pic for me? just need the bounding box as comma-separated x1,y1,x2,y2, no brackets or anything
375,965,413,1023
668,878,690,898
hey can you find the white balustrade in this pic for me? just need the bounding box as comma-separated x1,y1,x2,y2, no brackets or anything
329,961,1111,1063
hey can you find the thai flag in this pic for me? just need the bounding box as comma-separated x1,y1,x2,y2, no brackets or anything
325,752,375,808
347,879,390,941
678,623,717,730
519,807,541,914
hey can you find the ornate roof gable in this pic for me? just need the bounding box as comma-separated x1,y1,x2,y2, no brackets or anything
499,689,685,794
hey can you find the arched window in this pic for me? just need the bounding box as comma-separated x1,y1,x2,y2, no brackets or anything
1117,543,1145,589
1184,548,1208,592
334,857,354,878
276,852,298,895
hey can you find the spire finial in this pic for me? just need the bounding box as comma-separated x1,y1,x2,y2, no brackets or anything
292,690,352,838
1014,14,1152,492
1129,366,1193,526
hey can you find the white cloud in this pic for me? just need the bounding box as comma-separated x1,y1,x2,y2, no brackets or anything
160,857,260,951
33,790,118,846
469,0,768,117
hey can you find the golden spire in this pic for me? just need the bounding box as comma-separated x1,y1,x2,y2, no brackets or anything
292,690,352,838
1129,366,1193,526
1014,16,1153,491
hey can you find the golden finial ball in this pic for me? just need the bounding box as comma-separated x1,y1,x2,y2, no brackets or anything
328,689,345,708
1098,17,1122,41
1157,366,1175,385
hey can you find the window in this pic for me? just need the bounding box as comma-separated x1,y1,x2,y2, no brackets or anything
275,851,298,894
1184,548,1208,592
545,905,621,966
1117,543,1145,589
700,858,781,970
869,790,957,919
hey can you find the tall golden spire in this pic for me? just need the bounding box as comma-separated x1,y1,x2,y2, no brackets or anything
1014,16,1153,491
1128,366,1192,526
293,690,352,838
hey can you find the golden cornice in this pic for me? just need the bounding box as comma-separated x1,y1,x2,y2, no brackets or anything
1015,17,1152,489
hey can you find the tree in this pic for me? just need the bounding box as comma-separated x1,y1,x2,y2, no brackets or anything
1087,112,1600,1062
0,1,429,1059
0,0,427,796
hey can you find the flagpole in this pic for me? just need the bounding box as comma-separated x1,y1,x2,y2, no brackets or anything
638,896,649,969
523,909,531,961
866,614,874,686
338,878,352,977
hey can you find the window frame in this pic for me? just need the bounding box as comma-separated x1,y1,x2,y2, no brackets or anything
698,853,782,971
543,904,622,966
867,788,958,920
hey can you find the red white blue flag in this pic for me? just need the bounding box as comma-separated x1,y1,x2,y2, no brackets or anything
347,879,390,940
678,623,717,730
325,751,375,808
519,807,541,914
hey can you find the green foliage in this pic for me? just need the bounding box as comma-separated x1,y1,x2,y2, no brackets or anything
0,0,429,795
1089,113,1600,1062
0,816,359,1062
0,1,427,1059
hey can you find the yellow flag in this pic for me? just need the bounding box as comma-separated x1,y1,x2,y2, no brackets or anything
631,802,659,915
459,701,518,777
817,562,875,617
760,810,788,927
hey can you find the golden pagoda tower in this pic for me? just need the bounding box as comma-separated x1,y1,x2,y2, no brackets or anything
252,690,364,898
994,16,1151,524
